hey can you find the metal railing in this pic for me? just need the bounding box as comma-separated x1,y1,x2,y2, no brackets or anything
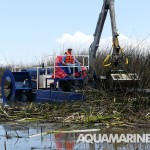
11,55,89,90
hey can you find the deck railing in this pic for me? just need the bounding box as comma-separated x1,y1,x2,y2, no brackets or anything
12,55,89,90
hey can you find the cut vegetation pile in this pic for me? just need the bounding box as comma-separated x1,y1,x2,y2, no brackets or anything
0,90,150,128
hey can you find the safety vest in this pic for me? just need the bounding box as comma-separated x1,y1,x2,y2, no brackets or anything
65,51,74,64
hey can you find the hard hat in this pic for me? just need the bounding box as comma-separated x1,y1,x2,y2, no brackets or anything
67,48,73,51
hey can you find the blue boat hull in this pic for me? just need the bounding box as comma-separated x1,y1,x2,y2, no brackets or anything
1,69,85,104
36,90,84,102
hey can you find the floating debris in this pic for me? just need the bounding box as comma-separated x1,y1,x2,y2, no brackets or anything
0,90,149,128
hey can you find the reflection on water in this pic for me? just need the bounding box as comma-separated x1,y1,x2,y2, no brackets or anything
0,123,150,150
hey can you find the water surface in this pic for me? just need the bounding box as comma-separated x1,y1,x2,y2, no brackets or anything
0,123,150,150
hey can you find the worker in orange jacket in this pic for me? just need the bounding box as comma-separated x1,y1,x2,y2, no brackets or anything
62,48,81,77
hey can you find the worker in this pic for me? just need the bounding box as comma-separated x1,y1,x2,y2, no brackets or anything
62,48,81,77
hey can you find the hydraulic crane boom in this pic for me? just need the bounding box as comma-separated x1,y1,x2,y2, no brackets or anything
89,0,139,89
89,0,121,70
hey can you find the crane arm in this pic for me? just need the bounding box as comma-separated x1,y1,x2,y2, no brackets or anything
89,0,122,70
88,0,139,89
89,0,110,68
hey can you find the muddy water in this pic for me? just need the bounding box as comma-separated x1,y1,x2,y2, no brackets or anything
0,123,150,150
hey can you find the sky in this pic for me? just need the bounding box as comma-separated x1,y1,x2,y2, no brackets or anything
0,0,150,66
